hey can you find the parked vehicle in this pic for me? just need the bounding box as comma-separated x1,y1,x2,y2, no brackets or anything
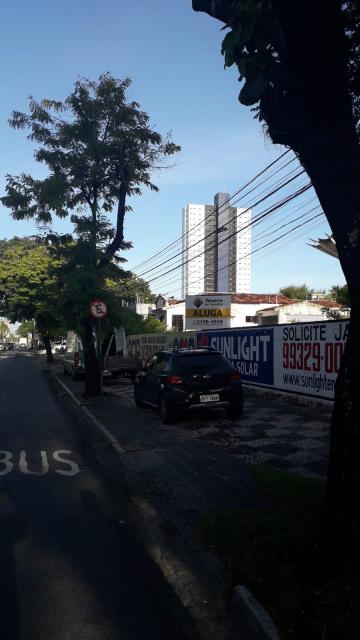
134,348,244,424
18,337,28,349
53,341,66,353
63,327,139,380
0,342,6,352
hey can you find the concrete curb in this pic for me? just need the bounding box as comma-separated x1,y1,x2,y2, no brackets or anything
51,372,125,455
231,585,279,640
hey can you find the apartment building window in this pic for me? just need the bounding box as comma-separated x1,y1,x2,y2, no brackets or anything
246,315,257,323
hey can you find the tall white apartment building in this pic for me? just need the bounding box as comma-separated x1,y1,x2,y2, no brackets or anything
182,192,251,296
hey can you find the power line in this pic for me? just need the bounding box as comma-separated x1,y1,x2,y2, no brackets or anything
136,169,307,281
164,210,325,298
146,181,311,284
134,161,303,279
129,149,293,272
159,202,323,294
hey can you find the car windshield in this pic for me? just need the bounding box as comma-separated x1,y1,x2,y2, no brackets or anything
172,353,232,372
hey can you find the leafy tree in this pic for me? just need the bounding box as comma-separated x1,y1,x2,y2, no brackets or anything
1,74,180,394
279,284,311,300
0,320,10,340
0,238,65,362
16,320,34,338
106,272,155,303
328,284,351,307
192,0,360,589
116,308,165,335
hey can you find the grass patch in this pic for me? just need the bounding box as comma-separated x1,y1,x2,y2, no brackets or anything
201,467,360,639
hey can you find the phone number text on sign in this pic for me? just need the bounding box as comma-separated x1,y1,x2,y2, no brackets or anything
276,321,349,399
283,341,345,374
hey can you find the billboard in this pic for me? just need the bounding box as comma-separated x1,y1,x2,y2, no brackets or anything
127,320,349,400
198,328,274,386
185,294,231,330
274,320,348,399
126,331,198,365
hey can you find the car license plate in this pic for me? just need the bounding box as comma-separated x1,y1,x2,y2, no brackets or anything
200,394,219,403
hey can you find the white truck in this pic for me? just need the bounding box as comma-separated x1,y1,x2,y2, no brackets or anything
63,327,139,380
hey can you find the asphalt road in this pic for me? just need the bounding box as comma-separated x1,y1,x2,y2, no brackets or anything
0,352,199,640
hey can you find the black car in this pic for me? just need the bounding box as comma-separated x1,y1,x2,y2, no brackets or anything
134,348,244,424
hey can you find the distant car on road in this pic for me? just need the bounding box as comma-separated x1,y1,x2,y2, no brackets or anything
134,348,244,424
53,341,66,353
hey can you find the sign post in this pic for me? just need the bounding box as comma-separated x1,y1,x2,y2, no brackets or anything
89,299,108,395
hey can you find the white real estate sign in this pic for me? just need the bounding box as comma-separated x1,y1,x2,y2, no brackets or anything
185,294,231,331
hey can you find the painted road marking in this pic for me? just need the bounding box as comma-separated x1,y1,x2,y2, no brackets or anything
0,450,80,476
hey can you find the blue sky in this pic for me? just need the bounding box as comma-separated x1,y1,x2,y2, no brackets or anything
0,0,345,294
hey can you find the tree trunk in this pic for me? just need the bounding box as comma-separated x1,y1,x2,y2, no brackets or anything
80,318,101,396
42,334,54,364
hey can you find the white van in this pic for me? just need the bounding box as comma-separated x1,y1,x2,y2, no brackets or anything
63,331,84,380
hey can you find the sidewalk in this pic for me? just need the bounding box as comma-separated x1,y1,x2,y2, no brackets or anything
44,358,330,551
39,356,335,638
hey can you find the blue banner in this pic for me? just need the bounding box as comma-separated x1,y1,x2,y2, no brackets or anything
197,328,274,386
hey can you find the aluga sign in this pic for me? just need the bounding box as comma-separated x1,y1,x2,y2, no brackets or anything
185,294,231,330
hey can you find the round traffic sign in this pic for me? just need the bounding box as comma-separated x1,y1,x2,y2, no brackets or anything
89,299,108,319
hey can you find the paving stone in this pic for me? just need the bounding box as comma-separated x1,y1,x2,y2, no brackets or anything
228,427,256,437
261,458,295,470
283,450,325,465
295,430,329,440
292,439,327,450
297,421,329,430
306,459,329,475
246,438,281,448
255,442,298,456
235,452,277,464
264,427,291,437
276,413,304,422
287,466,325,480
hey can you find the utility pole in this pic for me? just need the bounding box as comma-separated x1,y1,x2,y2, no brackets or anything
214,203,219,292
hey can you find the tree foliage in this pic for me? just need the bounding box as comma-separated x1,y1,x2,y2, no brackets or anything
1,75,179,392
1,74,180,262
279,283,311,300
0,237,65,359
329,284,351,307
16,320,34,338
216,1,359,139
0,320,10,340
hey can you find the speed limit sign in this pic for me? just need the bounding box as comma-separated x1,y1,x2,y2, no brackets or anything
89,299,108,319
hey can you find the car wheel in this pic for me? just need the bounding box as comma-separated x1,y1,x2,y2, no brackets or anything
134,387,146,409
160,398,178,425
227,403,244,420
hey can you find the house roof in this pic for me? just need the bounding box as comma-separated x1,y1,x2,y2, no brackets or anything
165,294,341,309
230,293,297,305
258,300,341,312
165,294,293,306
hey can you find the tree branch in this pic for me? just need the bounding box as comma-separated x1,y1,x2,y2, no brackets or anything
97,169,128,269
192,0,235,23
